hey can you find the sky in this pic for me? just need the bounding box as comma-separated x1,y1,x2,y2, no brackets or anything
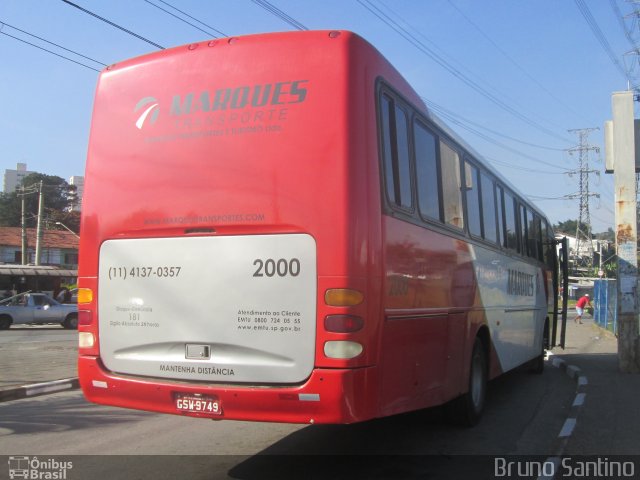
0,0,636,233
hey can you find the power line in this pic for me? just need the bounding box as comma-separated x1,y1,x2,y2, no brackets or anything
610,0,640,86
357,0,572,145
425,98,565,152
424,97,570,171
575,0,633,85
446,0,586,122
0,21,106,67
250,0,308,31
0,24,101,72
143,0,227,38
485,156,568,175
610,0,637,49
525,193,576,201
61,0,165,49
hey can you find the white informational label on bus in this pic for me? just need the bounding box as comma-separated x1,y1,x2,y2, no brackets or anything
98,234,317,384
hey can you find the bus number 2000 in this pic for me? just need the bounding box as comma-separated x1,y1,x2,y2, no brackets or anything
253,258,301,277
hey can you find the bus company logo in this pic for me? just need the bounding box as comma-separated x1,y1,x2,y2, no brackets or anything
507,269,534,297
168,80,308,117
134,96,160,129
8,456,73,479
133,80,308,131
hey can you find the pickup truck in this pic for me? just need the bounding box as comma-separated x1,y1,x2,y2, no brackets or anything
0,292,78,330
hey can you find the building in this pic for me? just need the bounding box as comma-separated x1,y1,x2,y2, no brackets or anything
557,233,612,262
2,163,35,193
0,227,79,268
3,165,85,211
0,227,79,294
557,233,592,258
69,175,85,210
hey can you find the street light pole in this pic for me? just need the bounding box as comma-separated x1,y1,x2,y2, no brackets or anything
55,222,80,238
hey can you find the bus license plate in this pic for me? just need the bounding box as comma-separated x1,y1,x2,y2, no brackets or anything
175,394,222,415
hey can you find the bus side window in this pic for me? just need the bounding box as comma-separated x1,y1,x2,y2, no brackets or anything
542,219,554,268
496,185,505,247
504,191,518,251
380,94,413,211
536,215,544,261
440,141,464,229
464,160,482,237
527,210,539,260
519,204,528,257
414,120,441,222
480,172,498,244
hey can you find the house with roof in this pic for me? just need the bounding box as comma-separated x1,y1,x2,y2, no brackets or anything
0,227,79,294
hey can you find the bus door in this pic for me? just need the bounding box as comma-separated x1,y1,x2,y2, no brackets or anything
551,236,569,349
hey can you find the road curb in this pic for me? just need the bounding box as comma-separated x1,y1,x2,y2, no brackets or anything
547,354,588,444
0,378,79,403
537,354,589,479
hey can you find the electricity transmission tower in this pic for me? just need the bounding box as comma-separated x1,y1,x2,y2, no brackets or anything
565,128,600,274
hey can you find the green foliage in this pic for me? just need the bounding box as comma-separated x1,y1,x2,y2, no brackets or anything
553,219,613,240
594,227,615,242
0,173,78,230
554,219,618,278
553,218,596,236
553,219,579,235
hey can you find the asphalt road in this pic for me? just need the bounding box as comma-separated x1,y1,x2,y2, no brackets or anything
0,324,75,344
0,361,575,479
0,326,77,390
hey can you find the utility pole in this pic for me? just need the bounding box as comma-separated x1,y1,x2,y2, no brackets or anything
565,128,600,274
19,186,27,265
17,184,38,265
35,181,44,266
611,91,640,373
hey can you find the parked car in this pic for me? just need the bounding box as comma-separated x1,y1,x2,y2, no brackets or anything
0,292,78,329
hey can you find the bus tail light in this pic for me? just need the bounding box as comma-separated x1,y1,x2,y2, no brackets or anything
79,332,95,349
324,341,363,359
77,288,94,304
324,315,363,333
78,310,93,326
324,288,363,306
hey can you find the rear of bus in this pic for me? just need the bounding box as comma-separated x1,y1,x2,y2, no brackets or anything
78,31,387,424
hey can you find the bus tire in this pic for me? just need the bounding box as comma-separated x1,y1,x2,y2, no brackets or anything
529,321,549,375
446,337,487,427
62,313,78,330
0,315,11,330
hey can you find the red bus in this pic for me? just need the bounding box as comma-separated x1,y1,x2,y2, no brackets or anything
78,30,564,426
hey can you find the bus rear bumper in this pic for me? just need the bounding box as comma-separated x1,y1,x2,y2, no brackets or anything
78,356,378,424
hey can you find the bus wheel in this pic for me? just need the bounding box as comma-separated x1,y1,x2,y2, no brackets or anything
446,337,487,427
529,322,549,375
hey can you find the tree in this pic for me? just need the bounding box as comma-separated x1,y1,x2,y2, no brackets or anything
554,219,582,236
0,173,78,229
554,219,576,235
47,209,81,234
594,227,614,242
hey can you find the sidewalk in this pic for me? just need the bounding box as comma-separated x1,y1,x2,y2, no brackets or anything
0,329,78,401
551,313,640,455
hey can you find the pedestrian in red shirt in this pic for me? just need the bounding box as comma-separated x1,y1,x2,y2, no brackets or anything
575,294,591,324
